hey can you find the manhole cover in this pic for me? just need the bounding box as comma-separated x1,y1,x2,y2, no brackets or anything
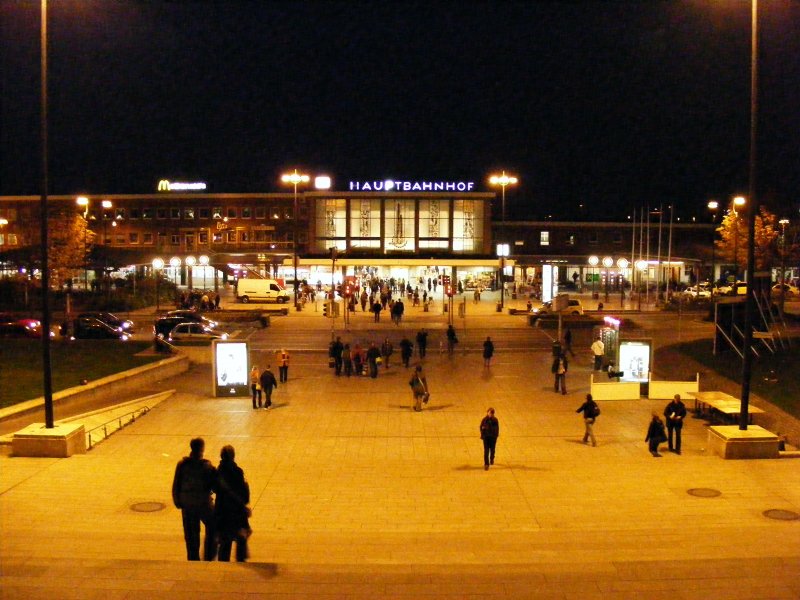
763,509,800,521
687,488,721,498
130,501,166,513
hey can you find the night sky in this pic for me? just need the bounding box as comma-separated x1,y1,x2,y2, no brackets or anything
1,1,799,221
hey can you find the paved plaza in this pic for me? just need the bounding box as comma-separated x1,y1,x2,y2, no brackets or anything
1,299,799,599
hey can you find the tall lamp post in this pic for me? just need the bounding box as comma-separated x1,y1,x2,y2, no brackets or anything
707,200,719,296
497,243,510,309
602,256,613,304
635,260,648,311
489,171,518,223
281,169,310,311
587,255,599,299
101,199,113,293
199,254,210,291
152,258,164,314
617,258,629,307
76,196,90,288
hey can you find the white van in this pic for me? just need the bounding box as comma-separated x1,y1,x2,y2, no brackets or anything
235,279,291,304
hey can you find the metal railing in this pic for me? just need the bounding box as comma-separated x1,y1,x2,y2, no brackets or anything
86,406,151,450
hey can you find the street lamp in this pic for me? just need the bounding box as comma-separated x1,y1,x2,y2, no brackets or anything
617,258,629,306
489,171,518,223
170,256,181,288
152,258,164,313
185,255,196,290
602,256,613,303
497,243,510,309
779,218,789,313
199,254,210,291
707,200,719,296
281,169,310,310
731,195,746,280
588,255,599,299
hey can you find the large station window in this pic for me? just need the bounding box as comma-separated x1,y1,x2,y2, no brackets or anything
452,199,483,253
315,198,346,252
383,198,415,252
419,198,450,250
350,198,380,249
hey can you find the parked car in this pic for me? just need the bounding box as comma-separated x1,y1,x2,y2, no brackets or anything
77,311,134,332
717,282,747,296
154,315,217,338
531,299,584,317
682,285,711,299
0,313,46,338
165,310,218,328
771,283,799,297
70,317,130,340
168,322,228,343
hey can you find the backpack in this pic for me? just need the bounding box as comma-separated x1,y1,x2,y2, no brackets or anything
592,403,601,417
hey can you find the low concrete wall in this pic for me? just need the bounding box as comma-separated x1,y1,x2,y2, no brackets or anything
0,354,189,425
589,374,641,400
707,425,780,459
648,374,700,400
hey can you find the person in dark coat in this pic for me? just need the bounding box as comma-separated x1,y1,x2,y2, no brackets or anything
215,445,251,562
380,338,393,368
551,353,569,395
214,292,221,310
331,336,344,376
479,408,500,470
482,336,495,367
259,366,278,409
563,328,575,357
645,414,667,457
366,343,381,378
371,300,382,322
399,337,414,368
171,437,218,561
446,325,458,355
416,329,429,358
575,393,599,446
663,394,687,454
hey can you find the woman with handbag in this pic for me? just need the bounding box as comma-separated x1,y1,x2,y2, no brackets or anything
249,365,261,409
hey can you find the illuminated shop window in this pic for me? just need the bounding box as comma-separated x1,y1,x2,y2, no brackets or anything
568,234,576,246
540,231,549,246
418,199,450,238
227,231,237,243
115,208,126,220
349,198,381,246
184,208,195,220
213,232,223,243
383,198,415,252
212,207,223,219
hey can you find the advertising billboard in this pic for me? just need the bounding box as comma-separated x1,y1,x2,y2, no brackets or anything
212,340,249,397
618,339,652,383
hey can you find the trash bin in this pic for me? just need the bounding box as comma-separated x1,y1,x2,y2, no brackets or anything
496,301,502,312
260,315,270,328
551,341,562,358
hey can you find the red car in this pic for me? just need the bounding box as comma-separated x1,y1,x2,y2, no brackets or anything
0,313,45,338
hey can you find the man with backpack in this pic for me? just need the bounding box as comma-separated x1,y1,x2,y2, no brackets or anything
576,394,600,446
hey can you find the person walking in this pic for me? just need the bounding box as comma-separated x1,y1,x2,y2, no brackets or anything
342,343,353,377
352,343,364,376
482,336,495,367
446,325,458,356
479,408,500,470
276,349,290,383
214,292,221,310
663,394,687,454
591,336,605,371
409,365,429,412
399,337,414,368
215,445,251,562
563,328,575,357
259,365,278,409
249,365,261,409
575,393,600,446
416,328,428,358
645,414,668,457
380,338,394,369
366,342,381,378
171,437,218,561
371,300,382,322
551,352,569,394
331,336,344,376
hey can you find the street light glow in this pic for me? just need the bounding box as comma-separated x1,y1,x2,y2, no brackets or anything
602,256,614,268
152,258,165,270
707,200,719,210
199,255,210,266
185,255,197,266
587,255,599,267
169,256,181,268
102,200,112,209
76,196,88,207
733,196,746,207
281,170,310,185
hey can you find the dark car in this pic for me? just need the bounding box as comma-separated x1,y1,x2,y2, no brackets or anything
71,317,130,340
154,314,217,338
77,311,134,332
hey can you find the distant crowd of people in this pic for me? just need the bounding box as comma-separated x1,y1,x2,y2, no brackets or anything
176,289,221,311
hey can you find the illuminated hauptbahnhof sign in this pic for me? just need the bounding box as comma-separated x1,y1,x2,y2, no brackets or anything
157,179,207,192
348,180,475,192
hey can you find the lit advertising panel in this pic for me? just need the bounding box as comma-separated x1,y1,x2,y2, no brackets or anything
212,340,249,397
618,339,651,383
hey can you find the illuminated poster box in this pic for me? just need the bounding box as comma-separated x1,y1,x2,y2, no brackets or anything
212,340,249,397
618,339,652,384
